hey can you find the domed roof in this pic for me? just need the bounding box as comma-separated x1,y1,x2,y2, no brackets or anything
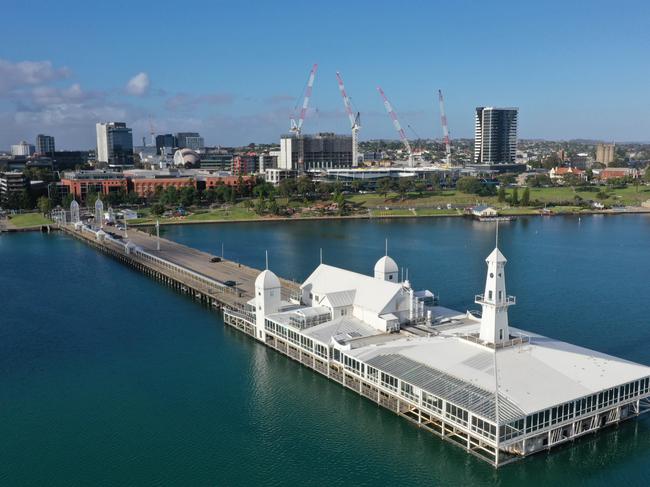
255,269,281,289
374,255,398,274
173,148,200,166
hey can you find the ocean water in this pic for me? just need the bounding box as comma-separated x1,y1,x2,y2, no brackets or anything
2,215,650,486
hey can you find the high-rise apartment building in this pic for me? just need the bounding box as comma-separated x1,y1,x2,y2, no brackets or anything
36,134,56,155
175,132,204,151
11,141,36,157
96,122,134,166
279,133,353,170
596,143,615,166
473,107,518,167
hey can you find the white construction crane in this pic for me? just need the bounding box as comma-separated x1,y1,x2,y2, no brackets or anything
377,87,413,166
438,89,451,165
336,71,361,167
290,64,318,137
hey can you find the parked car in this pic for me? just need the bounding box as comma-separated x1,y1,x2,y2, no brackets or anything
224,280,236,287
210,257,222,263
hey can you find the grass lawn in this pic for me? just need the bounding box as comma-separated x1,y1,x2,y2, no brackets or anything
369,208,416,217
8,213,52,228
415,208,459,216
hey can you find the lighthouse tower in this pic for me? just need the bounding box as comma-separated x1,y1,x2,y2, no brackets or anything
476,246,515,345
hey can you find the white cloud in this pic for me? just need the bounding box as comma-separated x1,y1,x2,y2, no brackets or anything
125,72,150,96
0,59,70,94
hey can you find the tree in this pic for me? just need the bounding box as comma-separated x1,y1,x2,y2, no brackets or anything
19,190,33,210
278,179,297,199
456,177,483,195
268,195,280,215
397,179,413,200
150,203,165,216
179,186,197,208
254,195,266,215
414,181,427,196
497,186,506,203
377,178,392,197
86,189,98,209
296,176,314,201
645,166,650,182
521,187,530,206
161,186,179,206
510,187,519,206
37,196,51,215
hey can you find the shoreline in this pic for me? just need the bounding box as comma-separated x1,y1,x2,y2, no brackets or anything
132,207,650,227
3,207,650,233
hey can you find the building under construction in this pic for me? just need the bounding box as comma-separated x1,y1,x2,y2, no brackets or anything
278,133,353,171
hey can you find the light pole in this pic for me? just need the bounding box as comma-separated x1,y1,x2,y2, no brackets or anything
156,219,160,251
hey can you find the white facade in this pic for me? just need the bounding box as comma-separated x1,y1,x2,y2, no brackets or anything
279,136,293,169
96,123,109,163
11,141,35,157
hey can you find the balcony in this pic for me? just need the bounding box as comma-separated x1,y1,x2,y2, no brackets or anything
474,294,516,306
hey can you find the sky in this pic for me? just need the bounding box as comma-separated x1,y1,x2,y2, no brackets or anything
1,0,649,149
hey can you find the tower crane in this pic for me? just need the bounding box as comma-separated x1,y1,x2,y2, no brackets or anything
377,87,413,166
290,64,318,137
336,71,361,167
438,89,451,165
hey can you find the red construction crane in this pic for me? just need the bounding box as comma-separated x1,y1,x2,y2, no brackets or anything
336,71,361,166
377,87,413,166
290,64,318,137
438,89,451,165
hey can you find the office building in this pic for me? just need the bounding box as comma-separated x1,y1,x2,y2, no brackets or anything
596,143,615,166
96,122,134,166
473,107,520,171
175,132,204,151
279,133,353,171
36,134,56,155
155,134,176,154
11,141,35,157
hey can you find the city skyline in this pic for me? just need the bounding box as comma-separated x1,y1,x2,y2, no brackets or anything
1,0,649,149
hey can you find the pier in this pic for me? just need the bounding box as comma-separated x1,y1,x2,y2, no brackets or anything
58,222,298,312
56,220,650,468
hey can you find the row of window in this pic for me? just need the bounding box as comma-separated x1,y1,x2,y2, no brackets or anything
525,378,650,434
264,319,328,359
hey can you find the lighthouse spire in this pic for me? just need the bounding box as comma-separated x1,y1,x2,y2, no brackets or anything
476,223,515,345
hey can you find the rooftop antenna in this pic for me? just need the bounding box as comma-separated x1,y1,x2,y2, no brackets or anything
496,220,499,248
265,250,269,270
385,238,388,256
320,247,323,264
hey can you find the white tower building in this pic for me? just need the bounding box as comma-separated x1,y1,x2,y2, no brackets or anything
94,197,104,228
374,255,399,282
254,269,282,342
476,246,515,344
70,199,80,223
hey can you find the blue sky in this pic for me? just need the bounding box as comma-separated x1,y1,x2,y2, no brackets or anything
1,0,649,149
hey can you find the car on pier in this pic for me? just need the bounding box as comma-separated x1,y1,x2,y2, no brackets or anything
210,257,222,263
223,280,236,287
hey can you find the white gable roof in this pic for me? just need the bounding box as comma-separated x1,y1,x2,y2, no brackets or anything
302,264,404,316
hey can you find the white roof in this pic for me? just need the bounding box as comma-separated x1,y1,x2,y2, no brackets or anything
302,264,404,315
347,322,650,422
256,269,281,289
302,315,381,345
320,289,356,308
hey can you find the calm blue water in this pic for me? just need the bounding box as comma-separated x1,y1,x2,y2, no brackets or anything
2,215,650,486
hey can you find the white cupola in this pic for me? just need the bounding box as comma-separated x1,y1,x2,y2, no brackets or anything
476,246,515,345
374,255,398,282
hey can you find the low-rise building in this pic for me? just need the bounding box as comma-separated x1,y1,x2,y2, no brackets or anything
549,167,587,182
59,170,127,201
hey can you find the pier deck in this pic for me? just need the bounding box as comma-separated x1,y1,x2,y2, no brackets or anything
59,223,298,310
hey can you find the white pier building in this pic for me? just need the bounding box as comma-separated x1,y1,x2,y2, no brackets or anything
224,244,650,467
